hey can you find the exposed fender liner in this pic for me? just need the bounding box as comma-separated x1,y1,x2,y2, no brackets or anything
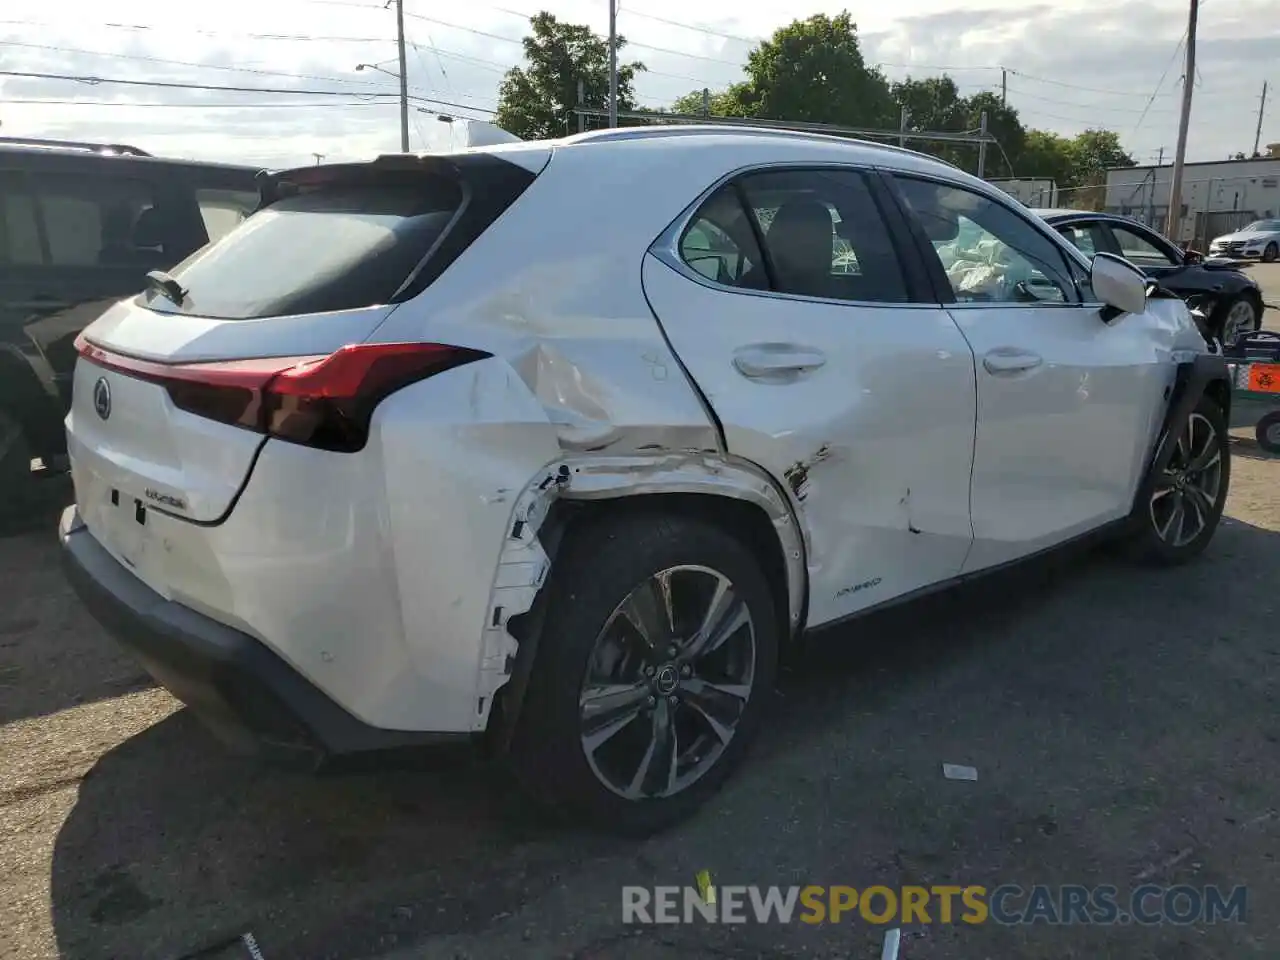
1133,351,1231,516
482,452,808,751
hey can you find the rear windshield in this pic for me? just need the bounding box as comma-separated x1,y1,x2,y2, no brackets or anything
147,178,463,320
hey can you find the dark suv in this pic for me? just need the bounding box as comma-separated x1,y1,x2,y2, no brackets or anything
0,137,260,509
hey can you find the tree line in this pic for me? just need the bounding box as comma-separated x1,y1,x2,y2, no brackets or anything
494,11,1138,204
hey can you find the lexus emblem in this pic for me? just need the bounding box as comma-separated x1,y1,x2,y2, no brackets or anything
92,377,112,421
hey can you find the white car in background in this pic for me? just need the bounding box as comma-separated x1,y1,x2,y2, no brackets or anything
59,127,1233,834
1209,219,1280,262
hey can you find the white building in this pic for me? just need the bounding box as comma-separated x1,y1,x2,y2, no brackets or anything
1104,156,1280,246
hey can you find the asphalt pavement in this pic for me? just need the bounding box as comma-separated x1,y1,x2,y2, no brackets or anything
2,293,1279,960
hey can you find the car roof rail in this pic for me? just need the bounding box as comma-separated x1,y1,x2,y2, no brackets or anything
0,135,152,157
562,124,961,169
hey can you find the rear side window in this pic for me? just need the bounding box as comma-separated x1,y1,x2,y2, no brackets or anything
738,169,909,303
30,173,163,268
0,182,41,265
149,156,538,320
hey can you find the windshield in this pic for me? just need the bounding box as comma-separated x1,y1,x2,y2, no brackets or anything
145,178,463,320
1243,220,1280,232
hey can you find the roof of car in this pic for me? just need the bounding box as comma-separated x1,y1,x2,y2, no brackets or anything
1033,208,1102,220
399,124,977,189
0,136,259,172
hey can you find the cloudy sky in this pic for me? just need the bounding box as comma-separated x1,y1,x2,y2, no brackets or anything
0,0,1275,172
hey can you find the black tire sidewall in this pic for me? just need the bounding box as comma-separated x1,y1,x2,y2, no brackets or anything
1216,294,1261,345
1132,395,1231,564
511,511,780,835
1256,411,1280,454
1264,243,1278,263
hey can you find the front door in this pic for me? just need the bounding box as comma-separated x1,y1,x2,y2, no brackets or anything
643,166,978,626
890,175,1170,572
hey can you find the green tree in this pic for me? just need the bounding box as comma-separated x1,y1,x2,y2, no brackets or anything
671,84,753,118
495,12,644,140
1019,129,1077,187
1069,128,1135,185
669,12,894,128
960,91,1024,179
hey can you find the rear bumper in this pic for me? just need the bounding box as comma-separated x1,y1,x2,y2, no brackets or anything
58,505,469,765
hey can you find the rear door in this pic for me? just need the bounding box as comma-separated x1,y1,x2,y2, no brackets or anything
890,175,1169,572
644,166,978,626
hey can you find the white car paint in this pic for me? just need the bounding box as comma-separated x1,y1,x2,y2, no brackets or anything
64,126,1209,741
1208,220,1280,259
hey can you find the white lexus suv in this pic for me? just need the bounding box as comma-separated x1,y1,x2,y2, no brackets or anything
59,127,1232,834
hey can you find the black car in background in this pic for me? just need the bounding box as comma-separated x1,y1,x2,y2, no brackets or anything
0,137,260,512
1035,208,1265,347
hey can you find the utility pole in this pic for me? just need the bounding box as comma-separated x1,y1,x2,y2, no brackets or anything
607,0,618,128
1001,68,1007,107
1148,146,1164,226
976,110,988,178
1253,80,1268,157
899,106,909,147
1165,0,1198,240
577,79,585,133
702,87,710,117
312,153,325,165
394,0,410,151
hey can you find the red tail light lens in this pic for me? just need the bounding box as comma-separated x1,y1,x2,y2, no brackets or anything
75,336,490,452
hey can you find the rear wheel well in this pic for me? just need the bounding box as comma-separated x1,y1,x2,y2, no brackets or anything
1204,376,1231,421
489,490,800,753
550,493,795,647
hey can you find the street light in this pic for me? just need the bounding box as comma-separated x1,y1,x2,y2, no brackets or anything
354,57,409,152
355,62,400,81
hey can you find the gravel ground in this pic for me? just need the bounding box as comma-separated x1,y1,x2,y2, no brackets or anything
2,327,1279,960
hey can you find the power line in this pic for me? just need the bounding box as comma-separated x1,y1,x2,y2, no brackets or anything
1132,30,1189,135
0,98,400,108
0,38,412,91
0,70,498,114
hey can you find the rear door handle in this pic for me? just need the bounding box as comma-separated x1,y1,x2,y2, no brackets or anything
733,344,827,380
982,348,1043,375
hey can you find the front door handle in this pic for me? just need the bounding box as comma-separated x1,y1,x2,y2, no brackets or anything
983,348,1043,375
733,343,827,380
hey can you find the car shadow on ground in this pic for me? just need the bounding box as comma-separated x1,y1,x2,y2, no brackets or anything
48,520,1280,960
0,480,156,727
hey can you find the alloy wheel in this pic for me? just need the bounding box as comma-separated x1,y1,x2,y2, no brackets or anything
1222,299,1258,346
1149,412,1224,547
578,564,756,801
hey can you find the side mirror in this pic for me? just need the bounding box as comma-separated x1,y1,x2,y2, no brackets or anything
1091,252,1148,319
1183,249,1204,265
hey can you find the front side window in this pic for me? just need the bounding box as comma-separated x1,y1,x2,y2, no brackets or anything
737,169,909,303
896,177,1075,305
1109,224,1177,267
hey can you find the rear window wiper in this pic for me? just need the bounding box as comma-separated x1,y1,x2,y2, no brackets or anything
145,270,188,306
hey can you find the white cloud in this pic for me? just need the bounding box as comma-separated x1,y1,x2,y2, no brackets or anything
0,0,1275,169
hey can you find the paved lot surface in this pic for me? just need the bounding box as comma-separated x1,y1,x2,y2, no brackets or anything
3,299,1280,960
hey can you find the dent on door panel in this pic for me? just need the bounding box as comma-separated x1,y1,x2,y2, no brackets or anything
641,252,980,627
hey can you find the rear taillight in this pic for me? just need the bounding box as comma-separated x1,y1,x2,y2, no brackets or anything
75,336,490,452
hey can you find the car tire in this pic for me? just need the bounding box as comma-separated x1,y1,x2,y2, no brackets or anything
509,509,780,836
1216,293,1262,346
1255,411,1280,455
1127,394,1230,565
1263,242,1279,263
